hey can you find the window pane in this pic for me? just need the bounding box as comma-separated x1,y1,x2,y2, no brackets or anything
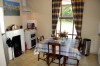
62,5,73,16
62,0,71,5
68,35,72,38
56,20,60,33
74,24,77,34
61,19,73,34
73,35,76,39
56,0,77,39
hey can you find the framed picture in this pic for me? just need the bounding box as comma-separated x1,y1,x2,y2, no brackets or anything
3,0,20,16
27,23,35,29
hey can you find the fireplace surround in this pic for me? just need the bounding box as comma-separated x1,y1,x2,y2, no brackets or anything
6,29,25,60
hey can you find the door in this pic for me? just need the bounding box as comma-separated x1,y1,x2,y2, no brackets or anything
0,7,6,66
0,7,8,66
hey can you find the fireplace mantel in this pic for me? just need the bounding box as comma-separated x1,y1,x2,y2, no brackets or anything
6,29,25,60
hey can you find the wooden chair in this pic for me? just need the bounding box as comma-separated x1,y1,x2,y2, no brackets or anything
37,37,41,61
37,37,41,43
78,38,83,52
37,36,46,61
39,35,46,57
40,35,44,41
46,42,64,66
37,35,44,43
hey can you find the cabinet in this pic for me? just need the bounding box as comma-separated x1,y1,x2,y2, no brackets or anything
25,29,36,49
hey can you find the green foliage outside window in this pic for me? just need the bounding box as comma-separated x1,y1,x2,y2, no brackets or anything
62,5,73,16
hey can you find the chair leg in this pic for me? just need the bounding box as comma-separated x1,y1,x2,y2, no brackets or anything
43,53,45,57
43,53,46,57
47,56,50,66
51,58,53,62
77,60,79,66
38,52,40,61
59,59,60,66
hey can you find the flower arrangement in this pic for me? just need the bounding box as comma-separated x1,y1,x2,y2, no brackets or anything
59,32,68,38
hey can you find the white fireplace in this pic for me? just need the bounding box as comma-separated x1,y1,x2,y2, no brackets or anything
6,29,25,60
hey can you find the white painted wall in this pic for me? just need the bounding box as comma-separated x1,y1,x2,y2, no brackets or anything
27,0,52,38
82,0,100,54
27,0,100,54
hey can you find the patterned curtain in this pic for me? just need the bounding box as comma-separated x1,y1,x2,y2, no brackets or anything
52,0,62,34
71,0,85,39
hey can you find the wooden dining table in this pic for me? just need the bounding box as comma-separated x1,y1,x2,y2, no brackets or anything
34,37,81,66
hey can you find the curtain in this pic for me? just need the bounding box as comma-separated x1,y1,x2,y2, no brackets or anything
71,0,85,39
52,0,62,34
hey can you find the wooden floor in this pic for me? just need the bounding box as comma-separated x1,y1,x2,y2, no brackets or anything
7,49,99,66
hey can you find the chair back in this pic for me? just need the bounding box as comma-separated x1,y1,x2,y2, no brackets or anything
48,42,61,56
37,37,41,43
42,35,44,39
40,35,44,41
37,35,44,43
77,38,82,50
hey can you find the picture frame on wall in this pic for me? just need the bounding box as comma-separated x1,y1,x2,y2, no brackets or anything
27,23,35,29
3,0,20,16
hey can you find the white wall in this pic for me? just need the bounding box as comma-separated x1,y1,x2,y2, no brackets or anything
27,0,52,38
4,0,22,30
82,0,100,54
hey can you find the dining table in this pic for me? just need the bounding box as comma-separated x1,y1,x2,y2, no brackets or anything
34,37,81,66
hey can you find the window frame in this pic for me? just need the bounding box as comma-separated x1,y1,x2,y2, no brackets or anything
57,4,76,39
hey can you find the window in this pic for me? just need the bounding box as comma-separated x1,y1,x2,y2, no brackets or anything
56,0,77,39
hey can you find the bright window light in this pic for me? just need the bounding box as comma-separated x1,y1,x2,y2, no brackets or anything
62,0,71,5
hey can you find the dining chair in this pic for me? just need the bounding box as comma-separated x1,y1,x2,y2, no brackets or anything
37,35,46,61
37,36,41,61
40,35,44,41
75,37,82,51
78,38,83,52
37,35,44,43
39,35,47,57
37,37,40,43
41,35,47,56
46,42,64,66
